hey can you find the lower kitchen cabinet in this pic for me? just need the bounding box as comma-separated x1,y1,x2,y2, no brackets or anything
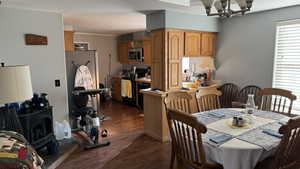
111,77,122,102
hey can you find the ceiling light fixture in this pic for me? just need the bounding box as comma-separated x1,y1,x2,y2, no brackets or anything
200,0,253,18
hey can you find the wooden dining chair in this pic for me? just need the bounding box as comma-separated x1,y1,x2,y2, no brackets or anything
255,116,300,169
166,108,223,169
196,89,222,112
164,91,194,114
218,83,239,108
258,88,297,116
232,85,261,108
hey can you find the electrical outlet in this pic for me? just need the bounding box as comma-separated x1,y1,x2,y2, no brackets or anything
55,80,60,87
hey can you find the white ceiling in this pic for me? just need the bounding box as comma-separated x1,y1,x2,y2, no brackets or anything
2,0,300,35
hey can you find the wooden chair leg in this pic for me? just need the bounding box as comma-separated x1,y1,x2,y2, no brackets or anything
177,158,185,169
170,147,175,169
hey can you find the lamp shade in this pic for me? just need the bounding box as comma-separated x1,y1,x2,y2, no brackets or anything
199,57,216,71
0,65,33,104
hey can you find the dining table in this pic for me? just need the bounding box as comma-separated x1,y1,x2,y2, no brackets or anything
193,108,290,169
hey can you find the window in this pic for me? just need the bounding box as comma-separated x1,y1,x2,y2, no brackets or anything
273,20,300,114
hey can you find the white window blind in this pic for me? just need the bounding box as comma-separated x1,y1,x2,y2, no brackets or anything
273,20,300,114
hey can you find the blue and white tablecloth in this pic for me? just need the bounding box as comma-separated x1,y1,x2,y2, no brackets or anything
193,108,290,169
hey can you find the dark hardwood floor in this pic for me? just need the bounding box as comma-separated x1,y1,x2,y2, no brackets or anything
103,134,172,169
100,101,144,137
57,101,172,169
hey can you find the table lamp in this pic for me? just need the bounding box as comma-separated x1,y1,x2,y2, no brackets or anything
0,63,33,134
199,57,216,81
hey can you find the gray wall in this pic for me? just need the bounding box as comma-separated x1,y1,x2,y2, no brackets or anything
146,10,166,31
146,10,219,32
165,10,219,32
216,5,300,88
0,7,69,122
74,34,122,84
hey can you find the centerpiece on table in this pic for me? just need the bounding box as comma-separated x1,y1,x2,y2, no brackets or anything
228,94,256,128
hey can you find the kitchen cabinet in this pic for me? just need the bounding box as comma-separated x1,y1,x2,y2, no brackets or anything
184,32,201,57
143,39,152,65
151,29,184,91
151,30,165,90
201,32,216,57
118,41,128,64
150,29,217,91
111,77,122,102
167,30,184,89
118,39,152,65
64,31,74,51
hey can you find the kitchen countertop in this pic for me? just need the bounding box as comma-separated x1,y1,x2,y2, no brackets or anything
141,88,200,97
135,77,151,83
182,80,222,89
141,80,222,97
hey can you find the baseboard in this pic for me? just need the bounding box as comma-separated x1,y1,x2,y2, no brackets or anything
145,130,170,143
47,144,79,169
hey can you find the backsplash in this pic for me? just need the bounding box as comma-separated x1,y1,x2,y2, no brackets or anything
182,57,208,74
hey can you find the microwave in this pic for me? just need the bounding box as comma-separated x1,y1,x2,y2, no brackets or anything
128,48,144,62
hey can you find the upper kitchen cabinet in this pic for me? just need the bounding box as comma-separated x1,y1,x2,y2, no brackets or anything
184,32,201,57
201,32,216,57
118,39,152,65
143,39,152,65
64,31,74,51
118,41,129,64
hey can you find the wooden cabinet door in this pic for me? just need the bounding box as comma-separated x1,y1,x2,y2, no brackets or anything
64,31,74,51
143,40,152,65
151,30,165,90
201,32,216,56
118,41,128,64
111,77,122,101
184,32,201,57
167,30,184,90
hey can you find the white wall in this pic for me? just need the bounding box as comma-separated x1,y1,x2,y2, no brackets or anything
0,7,69,122
216,5,300,88
74,33,122,85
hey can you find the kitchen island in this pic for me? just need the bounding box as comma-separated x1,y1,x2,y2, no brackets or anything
141,83,221,142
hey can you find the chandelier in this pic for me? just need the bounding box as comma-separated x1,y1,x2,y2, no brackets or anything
200,0,253,18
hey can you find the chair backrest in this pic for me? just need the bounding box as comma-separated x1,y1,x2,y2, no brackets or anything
196,89,222,112
258,88,297,116
219,83,239,108
166,108,208,169
237,85,261,105
164,91,194,114
272,116,300,169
